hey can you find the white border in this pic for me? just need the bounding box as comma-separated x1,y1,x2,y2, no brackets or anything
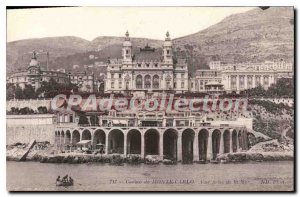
1,0,298,196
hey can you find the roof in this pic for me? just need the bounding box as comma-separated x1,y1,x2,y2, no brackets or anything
77,140,91,145
134,46,162,62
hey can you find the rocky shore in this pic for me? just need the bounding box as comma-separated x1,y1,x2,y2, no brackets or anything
7,139,293,164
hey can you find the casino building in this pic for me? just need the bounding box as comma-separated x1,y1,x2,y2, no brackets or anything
104,31,189,96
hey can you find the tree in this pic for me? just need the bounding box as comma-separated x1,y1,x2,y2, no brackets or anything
23,85,36,99
90,115,99,126
15,85,23,99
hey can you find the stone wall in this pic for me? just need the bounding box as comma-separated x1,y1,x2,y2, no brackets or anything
6,114,56,145
6,99,51,111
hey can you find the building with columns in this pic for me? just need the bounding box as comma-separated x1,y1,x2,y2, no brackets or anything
104,31,189,96
190,60,293,94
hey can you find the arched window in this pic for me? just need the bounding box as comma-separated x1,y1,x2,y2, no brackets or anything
136,75,143,89
153,75,159,89
144,75,151,88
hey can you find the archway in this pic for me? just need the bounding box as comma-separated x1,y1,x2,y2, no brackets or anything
223,130,230,153
108,129,124,154
93,129,106,150
65,130,71,145
72,130,80,145
232,130,237,152
163,129,177,160
136,75,143,89
212,129,221,159
198,129,209,161
144,129,159,155
82,130,92,140
153,75,159,89
127,129,141,154
182,129,194,163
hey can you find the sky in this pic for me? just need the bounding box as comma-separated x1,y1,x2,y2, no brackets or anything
7,7,253,42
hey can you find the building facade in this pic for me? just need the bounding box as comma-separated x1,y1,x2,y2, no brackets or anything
191,60,293,94
7,51,70,91
104,31,189,96
7,51,98,93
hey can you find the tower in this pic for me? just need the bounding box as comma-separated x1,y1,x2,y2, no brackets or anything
163,31,173,64
122,31,133,63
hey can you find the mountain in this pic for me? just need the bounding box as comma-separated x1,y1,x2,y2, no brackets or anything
173,7,294,73
7,7,294,76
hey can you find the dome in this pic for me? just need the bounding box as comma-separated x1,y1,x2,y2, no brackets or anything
29,59,39,67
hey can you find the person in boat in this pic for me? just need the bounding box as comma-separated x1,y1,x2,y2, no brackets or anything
69,176,73,184
62,174,68,182
56,176,61,182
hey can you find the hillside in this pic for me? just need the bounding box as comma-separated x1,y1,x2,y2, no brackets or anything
173,7,294,73
7,7,294,77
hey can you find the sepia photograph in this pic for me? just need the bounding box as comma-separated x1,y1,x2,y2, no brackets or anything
5,6,294,191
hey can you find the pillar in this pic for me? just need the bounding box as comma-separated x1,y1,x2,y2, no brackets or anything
105,132,109,155
244,75,248,90
206,132,213,161
159,131,163,160
124,132,127,156
219,131,224,154
229,130,233,153
193,131,199,162
177,133,182,162
236,132,240,152
141,133,145,159
253,75,256,88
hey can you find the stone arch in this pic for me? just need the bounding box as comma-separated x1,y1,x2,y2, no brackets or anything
65,130,71,145
136,75,143,89
127,129,141,154
163,129,178,160
108,129,124,154
72,130,80,145
182,129,195,163
144,129,160,155
232,130,238,152
144,75,151,88
93,129,106,150
153,75,160,89
212,129,221,159
223,130,231,153
82,129,92,141
198,129,209,161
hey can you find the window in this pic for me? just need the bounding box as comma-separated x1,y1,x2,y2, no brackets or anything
155,64,158,67
167,50,170,55
119,81,122,88
119,74,122,78
146,64,149,68
111,82,114,89
126,50,129,54
138,64,141,67
181,82,184,88
191,83,193,88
